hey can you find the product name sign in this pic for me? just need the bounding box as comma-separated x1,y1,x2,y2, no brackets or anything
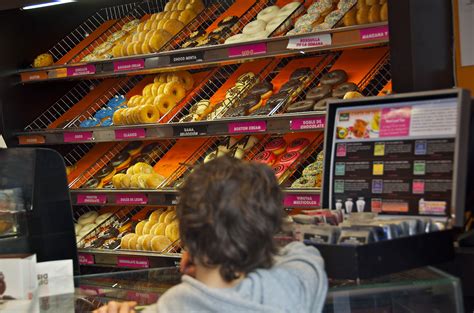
78,254,94,265
284,194,321,208
228,43,267,58
359,25,389,41
173,125,208,137
115,128,146,140
287,34,332,49
67,65,96,77
290,116,326,131
329,98,458,216
117,256,149,269
228,121,267,134
77,194,107,205
114,59,145,72
64,131,93,142
116,194,148,205
170,51,204,64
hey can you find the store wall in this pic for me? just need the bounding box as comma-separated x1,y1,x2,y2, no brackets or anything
453,0,474,93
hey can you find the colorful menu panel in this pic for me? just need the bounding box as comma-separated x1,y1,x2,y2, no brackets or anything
329,98,458,217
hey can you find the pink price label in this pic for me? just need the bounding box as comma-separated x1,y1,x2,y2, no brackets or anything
360,25,389,41
78,253,94,265
115,128,146,140
116,194,148,205
228,121,267,134
228,43,267,58
117,256,149,269
64,131,93,142
290,116,326,131
284,194,321,207
114,59,145,72
67,65,96,76
77,194,107,205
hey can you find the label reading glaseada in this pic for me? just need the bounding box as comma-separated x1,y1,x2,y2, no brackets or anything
115,128,146,140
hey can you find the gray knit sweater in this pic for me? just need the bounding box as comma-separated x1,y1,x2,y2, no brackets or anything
144,242,328,313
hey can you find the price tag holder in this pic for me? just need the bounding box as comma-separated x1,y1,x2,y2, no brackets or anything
20,71,48,82
287,34,332,49
78,253,95,265
359,25,389,41
18,135,46,145
114,59,145,72
115,128,146,140
64,131,93,143
228,43,267,58
170,51,204,64
67,65,96,77
290,116,326,131
284,194,321,208
77,194,107,205
165,194,179,206
228,121,267,134
117,256,149,269
116,194,148,205
173,124,208,137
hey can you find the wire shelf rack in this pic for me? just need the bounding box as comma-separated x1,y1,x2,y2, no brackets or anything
360,52,391,96
63,143,95,166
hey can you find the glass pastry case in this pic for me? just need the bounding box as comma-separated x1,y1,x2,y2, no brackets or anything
27,266,462,312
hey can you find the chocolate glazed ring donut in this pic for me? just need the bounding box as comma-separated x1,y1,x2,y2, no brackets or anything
306,85,332,101
124,141,142,152
109,152,130,167
239,95,261,109
250,106,273,116
132,155,152,165
266,93,289,108
83,177,100,189
96,164,115,179
225,106,248,117
279,80,301,94
286,99,315,113
141,142,160,154
332,82,359,98
248,81,273,98
290,67,312,81
314,97,338,110
320,69,348,86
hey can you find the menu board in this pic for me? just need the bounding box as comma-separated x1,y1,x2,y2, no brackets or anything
329,98,459,217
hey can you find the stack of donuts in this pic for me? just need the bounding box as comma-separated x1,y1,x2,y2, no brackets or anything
80,95,127,128
292,150,324,188
253,137,310,181
181,15,240,48
75,211,113,243
202,136,259,164
113,71,194,125
285,69,363,113
344,0,388,26
225,2,302,44
287,0,358,35
121,208,180,252
112,161,166,189
81,0,204,62
224,80,274,117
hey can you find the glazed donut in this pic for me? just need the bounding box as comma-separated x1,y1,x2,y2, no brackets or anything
257,5,280,23
176,71,194,90
164,81,186,102
332,82,358,98
151,235,172,252
128,234,140,250
163,19,185,36
286,100,315,113
306,85,332,101
163,211,177,224
143,234,156,251
218,15,239,27
137,104,160,124
320,70,348,86
142,221,157,235
380,3,388,21
253,151,277,166
142,84,154,97
313,97,338,110
154,94,177,116
112,109,125,125
78,211,98,226
343,8,358,26
110,152,132,171
135,220,147,236
127,95,142,107
120,233,136,249
287,138,310,153
264,138,287,155
249,81,273,99
292,176,316,188
95,213,113,225
356,6,370,24
148,210,164,222
179,9,197,24
150,223,167,236
277,151,300,166
368,4,381,23
165,222,180,242
243,20,267,35
343,91,364,99
157,84,167,95
272,164,288,179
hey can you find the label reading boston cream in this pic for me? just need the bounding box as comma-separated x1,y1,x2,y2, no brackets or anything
284,194,321,207
77,194,107,205
117,256,149,269
290,116,326,131
64,131,93,143
360,25,389,41
287,34,332,49
78,254,94,265
67,65,96,77
115,128,146,140
228,121,266,134
114,59,145,72
228,43,267,58
116,194,148,205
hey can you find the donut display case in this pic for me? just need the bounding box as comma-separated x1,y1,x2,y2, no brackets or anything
0,0,461,275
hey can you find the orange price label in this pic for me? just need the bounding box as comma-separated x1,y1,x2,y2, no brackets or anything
18,135,46,145
20,71,48,82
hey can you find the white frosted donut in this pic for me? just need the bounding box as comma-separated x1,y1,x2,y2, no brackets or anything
78,223,97,237
74,224,83,234
257,5,280,23
266,16,291,33
280,2,302,15
95,212,113,225
225,33,249,44
78,211,98,226
246,31,271,41
243,20,267,35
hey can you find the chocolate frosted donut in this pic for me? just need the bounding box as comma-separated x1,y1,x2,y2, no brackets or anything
314,97,338,110
266,93,289,108
124,141,142,152
286,100,315,113
249,81,273,98
320,69,348,86
132,155,151,165
110,152,130,167
83,177,100,189
141,142,160,154
96,164,115,179
218,15,239,27
239,95,261,109
290,67,312,81
250,106,273,116
279,80,300,94
306,85,332,101
332,82,358,98
225,106,247,117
